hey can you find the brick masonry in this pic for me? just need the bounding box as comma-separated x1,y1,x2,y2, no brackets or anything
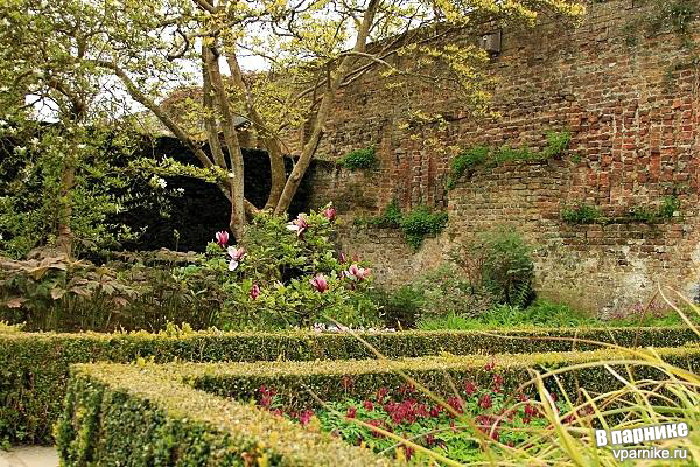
303,0,700,315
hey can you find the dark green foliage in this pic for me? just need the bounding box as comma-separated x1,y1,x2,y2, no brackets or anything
2,325,697,446
399,206,449,250
478,229,534,307
339,147,376,170
658,195,681,219
447,146,489,189
447,132,571,189
368,285,425,328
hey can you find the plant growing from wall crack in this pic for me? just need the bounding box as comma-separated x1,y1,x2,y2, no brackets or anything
447,131,571,189
355,200,448,250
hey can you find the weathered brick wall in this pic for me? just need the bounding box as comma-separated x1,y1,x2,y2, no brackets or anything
306,0,700,315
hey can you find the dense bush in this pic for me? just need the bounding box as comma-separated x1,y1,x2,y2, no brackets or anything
1,207,381,331
2,325,696,446
0,251,224,332
181,207,379,329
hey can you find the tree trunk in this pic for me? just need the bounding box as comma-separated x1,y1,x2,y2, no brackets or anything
274,0,379,215
224,49,285,210
55,156,74,257
205,46,247,238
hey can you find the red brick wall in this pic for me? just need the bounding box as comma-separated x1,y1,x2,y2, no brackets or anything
305,0,700,315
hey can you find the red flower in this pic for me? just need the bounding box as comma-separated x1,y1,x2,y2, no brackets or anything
464,381,477,396
447,396,463,416
363,400,373,411
367,419,385,438
479,394,492,409
429,405,442,418
346,406,356,419
485,361,496,371
341,375,354,390
376,387,388,402
250,283,260,300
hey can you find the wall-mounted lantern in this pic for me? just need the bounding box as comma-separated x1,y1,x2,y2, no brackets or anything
480,29,502,55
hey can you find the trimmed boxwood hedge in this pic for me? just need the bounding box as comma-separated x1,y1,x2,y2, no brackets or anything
57,364,402,467
1,326,697,445
57,346,700,466
190,345,700,410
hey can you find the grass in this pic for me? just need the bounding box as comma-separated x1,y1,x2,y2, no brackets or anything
416,300,688,330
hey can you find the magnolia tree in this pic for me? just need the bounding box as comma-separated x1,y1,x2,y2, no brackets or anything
1,0,584,247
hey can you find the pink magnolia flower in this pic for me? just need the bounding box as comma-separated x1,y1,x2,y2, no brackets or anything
227,246,245,271
322,206,337,222
250,283,260,300
309,274,329,292
215,231,229,247
286,215,309,237
299,410,314,426
346,264,371,281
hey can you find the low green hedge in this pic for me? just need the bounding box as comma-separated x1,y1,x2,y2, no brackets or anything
1,326,697,445
57,364,401,467
57,346,699,466
190,345,700,410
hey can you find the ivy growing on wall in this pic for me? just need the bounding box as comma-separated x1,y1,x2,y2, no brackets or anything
447,131,571,189
355,200,448,250
561,196,681,225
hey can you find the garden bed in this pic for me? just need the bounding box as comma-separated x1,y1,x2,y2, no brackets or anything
57,346,700,465
1,325,697,445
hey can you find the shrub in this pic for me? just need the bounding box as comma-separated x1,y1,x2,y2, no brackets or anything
178,207,380,329
368,284,425,328
339,147,376,170
0,252,226,332
453,228,534,308
409,264,495,320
